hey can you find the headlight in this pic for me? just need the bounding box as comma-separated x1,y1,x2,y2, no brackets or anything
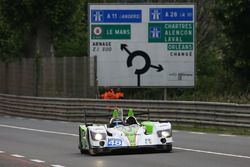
161,131,170,138
94,133,103,141
157,129,172,138
90,132,106,141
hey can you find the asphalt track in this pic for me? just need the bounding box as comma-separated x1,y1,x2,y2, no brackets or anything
1,115,250,167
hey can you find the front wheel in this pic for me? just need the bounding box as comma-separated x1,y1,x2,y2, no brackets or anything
89,148,97,156
88,147,106,156
80,147,88,154
165,144,172,152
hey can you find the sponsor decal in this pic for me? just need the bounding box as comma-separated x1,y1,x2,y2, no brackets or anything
145,138,152,144
117,126,140,146
108,139,122,147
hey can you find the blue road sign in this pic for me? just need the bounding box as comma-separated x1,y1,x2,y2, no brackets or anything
150,8,193,21
91,10,142,23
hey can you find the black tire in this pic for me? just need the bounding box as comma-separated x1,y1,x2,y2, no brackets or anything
79,128,84,154
79,143,88,154
165,144,172,153
89,148,98,156
86,128,99,156
79,128,89,154
80,148,88,154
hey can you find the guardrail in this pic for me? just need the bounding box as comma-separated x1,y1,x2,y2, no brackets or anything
0,93,250,129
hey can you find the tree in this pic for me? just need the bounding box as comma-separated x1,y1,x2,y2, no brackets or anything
54,0,88,57
0,15,23,62
214,0,250,92
0,0,84,58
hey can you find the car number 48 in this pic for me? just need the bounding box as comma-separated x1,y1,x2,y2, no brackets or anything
108,139,122,147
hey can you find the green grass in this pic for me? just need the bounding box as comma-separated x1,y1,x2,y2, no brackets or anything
173,124,250,136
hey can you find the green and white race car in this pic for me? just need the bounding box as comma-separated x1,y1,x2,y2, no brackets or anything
78,109,173,155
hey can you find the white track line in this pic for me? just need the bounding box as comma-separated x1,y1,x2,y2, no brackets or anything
29,118,38,121
218,134,236,137
1,123,250,160
51,165,65,167
189,132,206,135
174,147,250,159
1,150,63,166
58,121,69,124
11,154,25,158
44,120,52,122
0,124,78,137
30,159,45,163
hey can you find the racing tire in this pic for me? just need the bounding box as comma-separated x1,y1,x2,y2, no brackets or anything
79,128,88,154
79,147,88,154
80,149,88,154
87,129,99,156
89,148,99,156
165,144,172,153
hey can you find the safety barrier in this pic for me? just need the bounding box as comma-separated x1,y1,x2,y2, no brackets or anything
0,93,250,128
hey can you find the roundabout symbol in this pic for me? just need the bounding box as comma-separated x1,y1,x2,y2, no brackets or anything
121,44,163,86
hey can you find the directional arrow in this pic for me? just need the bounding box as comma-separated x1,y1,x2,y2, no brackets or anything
120,44,164,87
150,64,164,72
120,44,131,54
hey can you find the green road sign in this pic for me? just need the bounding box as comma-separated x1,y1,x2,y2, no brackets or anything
148,23,193,43
167,43,193,50
91,24,131,40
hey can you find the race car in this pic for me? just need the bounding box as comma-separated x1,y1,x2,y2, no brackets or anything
78,108,173,155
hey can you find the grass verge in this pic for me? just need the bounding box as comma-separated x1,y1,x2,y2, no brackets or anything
173,124,250,136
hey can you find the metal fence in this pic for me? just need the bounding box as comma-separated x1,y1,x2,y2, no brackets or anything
0,57,96,98
0,93,250,129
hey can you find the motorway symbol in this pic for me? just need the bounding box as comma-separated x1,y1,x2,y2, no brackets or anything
121,44,163,86
151,9,161,20
150,27,161,38
92,10,103,22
